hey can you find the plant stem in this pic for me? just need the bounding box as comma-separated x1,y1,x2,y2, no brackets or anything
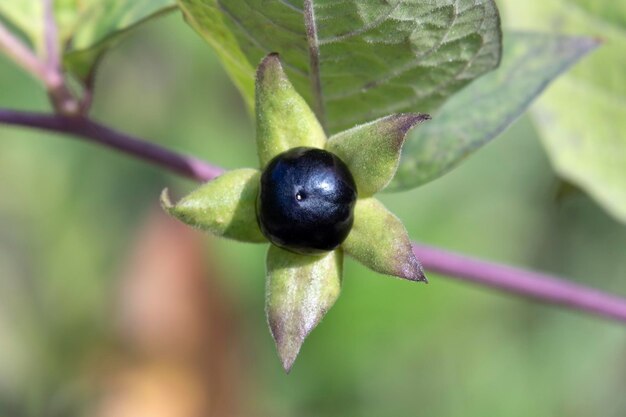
0,22,47,81
43,0,61,73
412,244,626,323
0,15,78,115
303,0,326,130
1,108,625,325
42,0,79,114
0,109,225,181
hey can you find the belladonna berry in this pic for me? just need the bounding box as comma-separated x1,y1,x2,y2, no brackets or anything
162,53,429,373
257,147,358,255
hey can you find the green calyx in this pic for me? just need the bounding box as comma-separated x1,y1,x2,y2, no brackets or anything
343,198,426,282
161,53,430,372
161,168,265,243
255,54,327,168
327,113,431,197
266,246,343,373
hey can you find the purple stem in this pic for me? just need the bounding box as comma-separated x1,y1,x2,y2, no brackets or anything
1,108,626,324
0,109,225,181
413,244,626,323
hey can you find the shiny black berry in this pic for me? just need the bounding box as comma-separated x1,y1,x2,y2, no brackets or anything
257,147,358,255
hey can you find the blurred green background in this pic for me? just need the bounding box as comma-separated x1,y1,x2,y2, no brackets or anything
1,11,626,417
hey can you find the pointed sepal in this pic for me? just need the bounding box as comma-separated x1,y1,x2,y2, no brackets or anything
265,246,342,372
161,169,266,243
342,198,426,282
255,53,327,168
326,114,430,197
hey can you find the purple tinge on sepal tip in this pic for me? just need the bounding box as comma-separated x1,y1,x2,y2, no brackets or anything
268,315,305,373
389,113,432,144
257,52,283,82
402,254,428,283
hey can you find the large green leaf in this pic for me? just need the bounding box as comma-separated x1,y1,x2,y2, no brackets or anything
178,0,502,133
501,0,626,223
0,0,176,81
388,32,598,190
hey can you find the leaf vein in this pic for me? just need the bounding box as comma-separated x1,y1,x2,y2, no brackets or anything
318,2,402,46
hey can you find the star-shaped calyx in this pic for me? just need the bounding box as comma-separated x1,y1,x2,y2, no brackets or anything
161,53,430,372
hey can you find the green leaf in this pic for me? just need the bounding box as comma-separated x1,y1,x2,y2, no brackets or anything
388,32,598,191
342,198,425,282
266,246,342,372
161,168,266,243
179,0,502,133
63,0,177,80
255,53,327,168
0,0,176,81
501,0,626,223
326,113,430,197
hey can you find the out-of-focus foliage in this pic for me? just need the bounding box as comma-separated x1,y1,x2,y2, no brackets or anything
1,11,626,417
501,0,626,223
0,0,175,81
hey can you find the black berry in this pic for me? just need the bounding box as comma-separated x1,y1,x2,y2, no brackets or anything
257,147,358,255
